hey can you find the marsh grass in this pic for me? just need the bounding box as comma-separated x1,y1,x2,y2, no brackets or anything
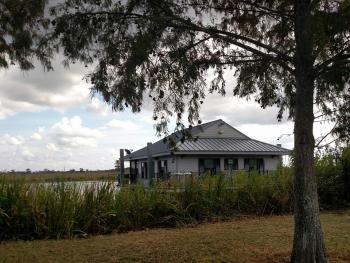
0,169,294,241
0,170,117,183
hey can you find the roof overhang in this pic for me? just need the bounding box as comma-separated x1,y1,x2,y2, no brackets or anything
174,151,290,156
125,151,171,161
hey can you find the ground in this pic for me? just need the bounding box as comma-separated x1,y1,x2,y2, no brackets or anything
0,211,349,263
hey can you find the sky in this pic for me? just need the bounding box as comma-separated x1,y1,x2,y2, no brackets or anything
0,56,334,171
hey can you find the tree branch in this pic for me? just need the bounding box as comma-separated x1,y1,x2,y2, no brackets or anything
67,9,295,72
315,121,338,148
314,46,350,73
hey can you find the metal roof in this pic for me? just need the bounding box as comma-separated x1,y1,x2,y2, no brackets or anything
125,119,225,160
124,119,290,160
177,138,289,154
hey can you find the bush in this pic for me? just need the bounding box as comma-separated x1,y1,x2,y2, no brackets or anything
315,146,350,208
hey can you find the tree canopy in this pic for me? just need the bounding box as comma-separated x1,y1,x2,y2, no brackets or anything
0,0,52,70
49,0,350,142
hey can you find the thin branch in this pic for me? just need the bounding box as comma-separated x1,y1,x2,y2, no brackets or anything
315,121,338,148
169,16,294,64
175,36,212,54
207,32,295,73
316,138,339,149
314,109,339,119
316,58,350,76
314,46,350,72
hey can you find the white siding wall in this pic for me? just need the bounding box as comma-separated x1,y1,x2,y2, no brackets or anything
198,123,247,139
133,155,281,181
175,156,199,173
237,158,245,170
168,156,177,173
263,156,281,171
170,155,281,174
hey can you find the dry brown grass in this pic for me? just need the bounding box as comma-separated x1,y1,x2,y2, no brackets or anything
0,210,349,263
0,170,118,182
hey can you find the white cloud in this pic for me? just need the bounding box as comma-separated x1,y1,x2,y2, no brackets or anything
0,100,15,119
1,134,25,145
30,127,45,141
49,116,103,148
85,97,110,116
20,148,35,161
106,119,140,130
31,133,42,141
0,56,91,119
200,93,285,126
46,143,59,152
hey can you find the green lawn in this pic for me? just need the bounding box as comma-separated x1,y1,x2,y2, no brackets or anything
0,210,349,263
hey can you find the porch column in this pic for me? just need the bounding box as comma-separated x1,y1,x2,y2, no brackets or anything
146,142,153,183
220,158,225,173
119,149,124,185
238,158,245,170
154,160,158,181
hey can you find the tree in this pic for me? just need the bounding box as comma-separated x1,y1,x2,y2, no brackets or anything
0,0,52,70
50,1,350,262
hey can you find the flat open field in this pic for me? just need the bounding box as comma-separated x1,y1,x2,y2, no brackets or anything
0,170,119,182
0,210,349,263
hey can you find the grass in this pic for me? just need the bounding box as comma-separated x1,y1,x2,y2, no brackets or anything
0,171,295,240
0,170,118,183
0,210,349,263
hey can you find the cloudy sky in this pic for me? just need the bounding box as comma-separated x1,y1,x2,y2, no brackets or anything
0,56,334,171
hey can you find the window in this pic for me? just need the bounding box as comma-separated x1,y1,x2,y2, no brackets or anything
224,158,238,170
199,158,220,175
204,159,215,168
157,160,168,176
244,158,264,171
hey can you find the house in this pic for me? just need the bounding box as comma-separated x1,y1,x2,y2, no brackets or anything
123,119,290,186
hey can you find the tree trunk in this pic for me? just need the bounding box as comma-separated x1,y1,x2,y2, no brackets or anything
291,1,327,262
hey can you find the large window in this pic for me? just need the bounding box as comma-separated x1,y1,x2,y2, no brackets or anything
224,158,238,170
244,158,264,171
199,158,220,175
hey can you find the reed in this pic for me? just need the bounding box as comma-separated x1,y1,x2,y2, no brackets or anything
0,169,294,241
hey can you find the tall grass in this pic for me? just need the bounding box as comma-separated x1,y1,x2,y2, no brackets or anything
0,170,117,183
0,169,294,241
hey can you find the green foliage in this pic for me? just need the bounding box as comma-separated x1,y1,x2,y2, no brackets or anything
342,147,350,201
1,158,348,241
314,146,350,208
0,0,52,70
48,1,350,138
0,171,295,241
